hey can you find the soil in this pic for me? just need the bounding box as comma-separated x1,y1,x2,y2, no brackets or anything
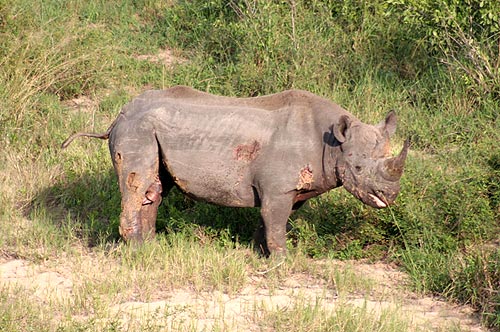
0,257,487,331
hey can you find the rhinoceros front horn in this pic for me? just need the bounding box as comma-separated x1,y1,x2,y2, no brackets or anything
382,139,410,181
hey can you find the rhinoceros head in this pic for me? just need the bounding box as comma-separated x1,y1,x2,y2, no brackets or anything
334,111,409,208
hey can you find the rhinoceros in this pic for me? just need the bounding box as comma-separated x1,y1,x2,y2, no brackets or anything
62,86,409,256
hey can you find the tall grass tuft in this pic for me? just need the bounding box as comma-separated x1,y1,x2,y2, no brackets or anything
0,23,113,144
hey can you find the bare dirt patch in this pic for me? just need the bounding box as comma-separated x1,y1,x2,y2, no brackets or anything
135,48,186,68
0,257,487,331
0,259,73,302
63,95,98,114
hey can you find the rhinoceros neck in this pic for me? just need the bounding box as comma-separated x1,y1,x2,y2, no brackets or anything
320,137,343,191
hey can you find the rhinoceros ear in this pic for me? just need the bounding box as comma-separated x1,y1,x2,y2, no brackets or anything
333,115,351,143
377,110,397,137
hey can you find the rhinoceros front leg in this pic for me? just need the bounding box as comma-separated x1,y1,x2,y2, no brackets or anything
257,195,294,257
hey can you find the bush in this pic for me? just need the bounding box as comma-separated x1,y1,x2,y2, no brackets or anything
387,0,500,96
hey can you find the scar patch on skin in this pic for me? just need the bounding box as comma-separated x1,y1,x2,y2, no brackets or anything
114,152,123,175
297,164,314,190
234,140,261,161
126,172,139,192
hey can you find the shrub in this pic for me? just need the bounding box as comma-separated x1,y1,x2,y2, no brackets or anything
387,0,500,96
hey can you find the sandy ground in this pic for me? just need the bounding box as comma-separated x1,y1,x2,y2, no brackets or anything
0,257,486,331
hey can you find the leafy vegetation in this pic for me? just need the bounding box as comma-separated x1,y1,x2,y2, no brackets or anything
0,0,498,329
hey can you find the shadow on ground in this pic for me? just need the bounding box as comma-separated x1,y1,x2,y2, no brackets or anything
29,167,262,247
28,164,385,256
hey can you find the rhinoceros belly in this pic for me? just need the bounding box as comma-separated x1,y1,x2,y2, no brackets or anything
164,150,257,206
152,105,274,207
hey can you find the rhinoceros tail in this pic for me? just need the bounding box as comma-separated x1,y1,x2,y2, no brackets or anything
61,113,125,149
61,131,110,149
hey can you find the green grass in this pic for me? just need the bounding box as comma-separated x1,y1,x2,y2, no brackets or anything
0,0,499,329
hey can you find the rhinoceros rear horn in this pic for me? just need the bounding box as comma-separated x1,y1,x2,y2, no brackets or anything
383,139,410,181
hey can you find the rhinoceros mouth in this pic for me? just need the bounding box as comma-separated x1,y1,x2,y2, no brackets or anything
368,193,387,208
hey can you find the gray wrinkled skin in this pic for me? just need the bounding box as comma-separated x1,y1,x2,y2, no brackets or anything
62,86,409,256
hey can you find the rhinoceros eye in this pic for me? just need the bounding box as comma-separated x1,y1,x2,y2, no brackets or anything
355,165,363,173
